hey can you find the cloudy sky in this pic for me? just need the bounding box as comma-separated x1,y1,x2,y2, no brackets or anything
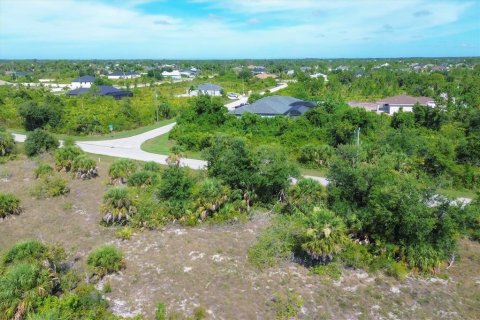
0,0,479,59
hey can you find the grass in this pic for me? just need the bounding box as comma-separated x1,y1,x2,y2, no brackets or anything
438,188,478,200
141,132,204,160
8,118,176,142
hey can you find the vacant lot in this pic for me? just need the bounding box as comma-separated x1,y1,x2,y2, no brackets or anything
1,157,479,319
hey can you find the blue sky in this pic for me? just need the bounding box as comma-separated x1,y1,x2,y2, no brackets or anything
0,0,479,59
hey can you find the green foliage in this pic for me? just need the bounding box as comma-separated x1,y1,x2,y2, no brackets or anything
0,193,22,218
271,291,303,320
143,161,162,172
3,240,48,265
155,303,166,320
34,163,53,179
24,129,59,157
101,187,137,225
18,100,62,131
72,154,98,179
156,166,193,216
0,130,15,157
30,174,69,198
310,263,342,280
192,178,230,220
116,226,134,240
298,144,333,168
108,159,137,184
54,145,82,172
86,245,124,277
128,170,159,187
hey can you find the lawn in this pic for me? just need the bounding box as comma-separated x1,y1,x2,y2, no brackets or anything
141,132,204,160
8,118,176,141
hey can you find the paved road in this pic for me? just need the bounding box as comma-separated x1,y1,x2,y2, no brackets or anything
225,82,289,111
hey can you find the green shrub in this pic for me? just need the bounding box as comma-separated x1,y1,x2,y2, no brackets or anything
34,163,53,179
115,226,133,240
54,146,82,171
311,263,342,280
128,170,159,187
271,291,303,320
101,187,137,225
108,159,137,184
386,261,409,280
86,245,124,277
298,144,333,167
24,129,59,157
248,216,300,269
72,154,98,179
0,193,22,218
31,174,69,198
143,161,162,172
155,303,167,320
3,240,48,265
339,243,373,270
0,131,15,157
192,178,230,220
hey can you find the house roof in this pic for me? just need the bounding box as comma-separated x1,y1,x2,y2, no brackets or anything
72,75,95,83
197,83,223,91
109,71,138,76
232,95,316,116
377,95,434,105
67,85,132,98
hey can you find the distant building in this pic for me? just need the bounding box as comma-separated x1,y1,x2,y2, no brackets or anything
310,73,328,81
255,73,277,80
197,83,223,96
107,71,140,80
232,95,316,117
67,85,132,100
71,75,95,89
162,70,181,80
377,95,436,115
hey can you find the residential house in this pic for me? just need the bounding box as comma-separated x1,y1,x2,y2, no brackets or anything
255,73,277,80
232,95,316,117
107,71,140,80
310,73,328,81
67,85,132,100
377,95,436,115
162,70,181,80
71,75,95,89
197,83,223,96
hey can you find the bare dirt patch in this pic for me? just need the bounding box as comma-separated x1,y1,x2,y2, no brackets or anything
1,157,479,319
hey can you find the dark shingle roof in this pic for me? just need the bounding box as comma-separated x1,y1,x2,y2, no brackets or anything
73,75,95,83
109,71,139,76
67,85,132,99
197,83,223,91
233,95,316,116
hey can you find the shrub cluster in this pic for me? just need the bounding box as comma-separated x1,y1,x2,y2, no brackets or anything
24,129,59,157
86,245,124,277
0,193,22,218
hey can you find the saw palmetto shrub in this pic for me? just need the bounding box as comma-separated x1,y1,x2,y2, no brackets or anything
108,159,137,185
0,193,22,218
54,146,82,172
100,187,137,225
72,154,98,179
86,245,124,277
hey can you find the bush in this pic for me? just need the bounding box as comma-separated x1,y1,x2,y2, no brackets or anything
128,170,159,187
34,163,53,179
0,193,22,218
0,131,15,157
298,144,333,167
3,240,48,265
192,178,230,220
24,129,59,157
100,187,137,225
54,146,82,172
31,174,69,198
386,261,409,280
86,245,124,277
108,159,137,184
115,227,133,240
72,154,98,179
155,303,167,320
143,161,162,172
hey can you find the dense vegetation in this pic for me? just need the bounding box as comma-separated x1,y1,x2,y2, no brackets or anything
0,240,123,319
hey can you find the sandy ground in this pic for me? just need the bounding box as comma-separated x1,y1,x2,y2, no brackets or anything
1,157,479,319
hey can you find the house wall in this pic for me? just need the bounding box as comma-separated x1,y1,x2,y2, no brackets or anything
70,81,92,89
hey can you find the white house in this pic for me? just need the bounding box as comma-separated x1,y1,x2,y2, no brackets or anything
107,71,140,80
310,73,328,81
377,95,436,115
162,70,181,80
197,83,223,96
70,76,95,89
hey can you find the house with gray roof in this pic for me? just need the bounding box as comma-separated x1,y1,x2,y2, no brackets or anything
197,83,223,96
71,75,95,89
232,95,316,117
67,85,132,100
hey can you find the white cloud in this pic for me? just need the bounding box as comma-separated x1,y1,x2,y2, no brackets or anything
0,0,475,58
